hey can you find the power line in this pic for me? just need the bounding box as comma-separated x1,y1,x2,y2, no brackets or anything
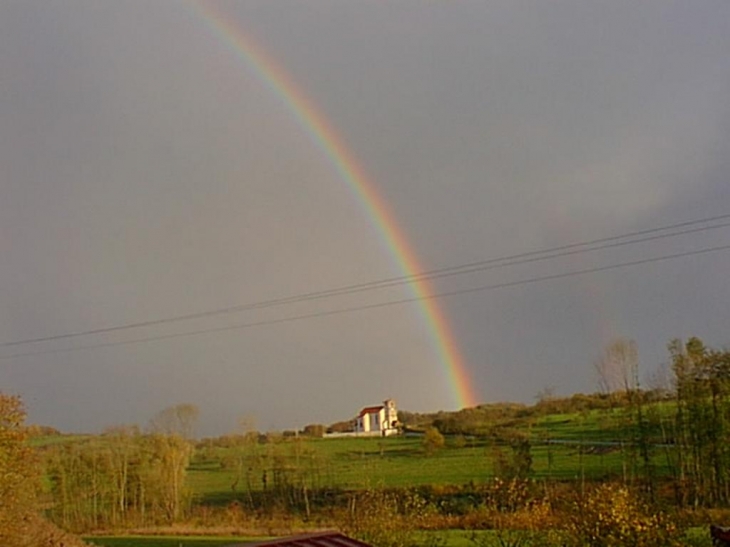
2,213,730,349
302,220,730,292
2,242,728,361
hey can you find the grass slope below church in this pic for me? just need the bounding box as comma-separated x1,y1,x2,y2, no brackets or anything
189,404,675,505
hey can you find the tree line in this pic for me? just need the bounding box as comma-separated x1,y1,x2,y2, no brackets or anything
45,427,193,531
43,404,199,532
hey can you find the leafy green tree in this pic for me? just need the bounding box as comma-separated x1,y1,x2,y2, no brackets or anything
492,430,532,480
669,337,730,506
144,433,193,522
423,426,445,455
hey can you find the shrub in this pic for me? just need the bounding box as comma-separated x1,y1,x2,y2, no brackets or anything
343,489,434,547
302,424,325,438
564,484,681,547
423,427,445,455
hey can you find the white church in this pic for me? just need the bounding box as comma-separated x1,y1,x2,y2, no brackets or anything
354,399,399,436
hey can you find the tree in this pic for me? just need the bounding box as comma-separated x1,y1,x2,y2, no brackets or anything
669,337,730,506
145,434,193,522
594,338,653,488
302,424,325,438
595,338,639,396
491,429,533,480
149,403,199,439
0,394,38,545
146,405,196,522
327,420,354,434
0,394,90,546
104,425,139,525
422,426,445,455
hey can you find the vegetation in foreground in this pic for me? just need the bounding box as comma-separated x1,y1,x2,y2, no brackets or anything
0,393,90,547
4,336,730,546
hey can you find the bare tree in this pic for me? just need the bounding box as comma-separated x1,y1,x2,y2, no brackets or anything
595,339,647,486
149,403,199,439
595,338,639,396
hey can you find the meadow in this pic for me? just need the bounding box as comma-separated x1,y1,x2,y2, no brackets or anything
39,377,725,547
188,406,674,506
15,339,730,547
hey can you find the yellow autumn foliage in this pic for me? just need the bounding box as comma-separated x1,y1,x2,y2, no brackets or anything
565,484,681,547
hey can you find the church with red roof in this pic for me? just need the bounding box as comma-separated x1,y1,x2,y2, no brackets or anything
354,399,398,436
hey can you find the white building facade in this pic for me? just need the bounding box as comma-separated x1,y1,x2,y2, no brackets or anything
354,399,398,436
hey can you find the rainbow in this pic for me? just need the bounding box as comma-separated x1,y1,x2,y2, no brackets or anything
190,1,478,410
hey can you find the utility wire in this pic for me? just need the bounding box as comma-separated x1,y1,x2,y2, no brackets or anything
2,213,730,349
291,220,730,293
2,242,728,361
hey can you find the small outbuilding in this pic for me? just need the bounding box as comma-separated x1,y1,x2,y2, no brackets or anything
226,531,373,547
711,525,730,546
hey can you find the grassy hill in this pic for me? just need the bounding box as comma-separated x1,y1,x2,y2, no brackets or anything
34,395,678,505
187,398,677,505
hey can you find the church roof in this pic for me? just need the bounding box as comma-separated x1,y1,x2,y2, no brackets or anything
358,405,384,417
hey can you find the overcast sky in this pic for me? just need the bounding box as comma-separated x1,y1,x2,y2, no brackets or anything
1,0,729,435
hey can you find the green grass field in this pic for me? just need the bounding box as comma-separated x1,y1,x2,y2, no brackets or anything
43,401,706,546
31,433,92,448
34,404,678,507
189,422,675,505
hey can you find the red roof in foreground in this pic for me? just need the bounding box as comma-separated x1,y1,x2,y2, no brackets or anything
227,531,373,547
358,405,384,417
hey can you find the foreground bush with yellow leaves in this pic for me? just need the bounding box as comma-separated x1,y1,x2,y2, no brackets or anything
565,484,681,547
